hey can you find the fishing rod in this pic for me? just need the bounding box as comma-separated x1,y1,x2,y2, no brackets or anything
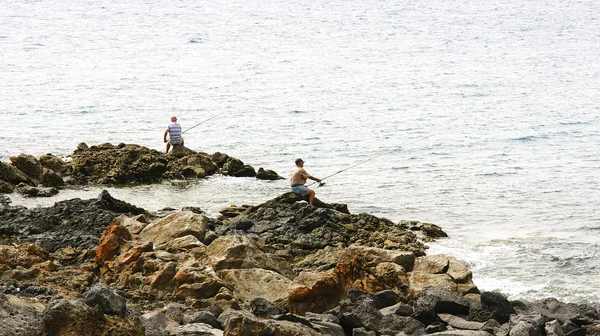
182,113,222,134
307,134,434,187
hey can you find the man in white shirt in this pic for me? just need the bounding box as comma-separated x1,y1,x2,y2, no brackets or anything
163,116,184,153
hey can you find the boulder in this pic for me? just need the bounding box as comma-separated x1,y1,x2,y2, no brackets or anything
10,154,43,181
509,320,541,336
16,184,59,197
96,221,133,265
206,235,295,279
472,291,515,324
217,268,292,305
40,168,64,187
139,211,208,246
378,314,426,335
218,309,322,336
39,153,69,175
373,289,397,309
409,272,457,297
0,180,14,193
83,283,127,318
339,296,382,332
222,158,256,177
167,323,224,336
438,313,485,330
42,299,144,336
141,310,180,336
250,297,287,318
528,297,599,326
256,167,283,180
156,235,205,253
0,161,34,185
412,286,472,325
0,294,45,336
183,311,221,329
288,271,344,315
421,223,448,239
380,302,414,317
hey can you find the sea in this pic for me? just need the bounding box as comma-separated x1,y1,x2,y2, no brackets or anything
1,0,598,304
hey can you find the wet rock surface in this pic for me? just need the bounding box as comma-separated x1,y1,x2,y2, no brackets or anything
0,192,598,336
0,143,282,197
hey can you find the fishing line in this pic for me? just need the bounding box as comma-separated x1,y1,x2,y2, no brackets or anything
307,134,434,187
182,113,223,134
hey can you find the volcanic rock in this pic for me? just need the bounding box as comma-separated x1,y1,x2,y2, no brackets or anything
10,154,43,182
0,190,146,252
256,167,283,180
217,192,428,261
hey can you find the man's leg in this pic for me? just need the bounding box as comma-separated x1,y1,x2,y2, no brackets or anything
308,189,315,205
181,138,185,147
166,142,171,153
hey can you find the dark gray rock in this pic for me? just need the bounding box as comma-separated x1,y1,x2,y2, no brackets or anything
380,302,414,317
311,321,345,336
348,289,374,304
256,167,283,180
183,311,221,329
339,297,382,332
216,192,426,260
378,314,426,335
373,289,397,309
83,283,127,318
222,158,256,177
477,291,515,324
0,190,146,252
509,313,546,336
412,286,471,325
528,297,599,326
250,297,287,318
40,168,64,187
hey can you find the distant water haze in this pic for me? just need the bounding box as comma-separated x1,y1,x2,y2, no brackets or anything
1,0,599,303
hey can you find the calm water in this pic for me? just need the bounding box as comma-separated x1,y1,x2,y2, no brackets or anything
1,0,599,303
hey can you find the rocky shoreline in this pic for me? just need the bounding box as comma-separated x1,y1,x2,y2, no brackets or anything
1,145,599,336
0,142,282,198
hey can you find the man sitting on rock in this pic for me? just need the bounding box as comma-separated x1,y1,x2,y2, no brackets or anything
290,158,322,205
163,116,184,153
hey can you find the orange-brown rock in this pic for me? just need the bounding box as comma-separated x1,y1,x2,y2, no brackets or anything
96,220,133,266
288,271,343,315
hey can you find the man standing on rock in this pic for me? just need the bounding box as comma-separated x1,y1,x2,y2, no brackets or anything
290,158,322,205
164,116,184,153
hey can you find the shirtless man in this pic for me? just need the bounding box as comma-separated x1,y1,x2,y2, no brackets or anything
290,158,322,205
